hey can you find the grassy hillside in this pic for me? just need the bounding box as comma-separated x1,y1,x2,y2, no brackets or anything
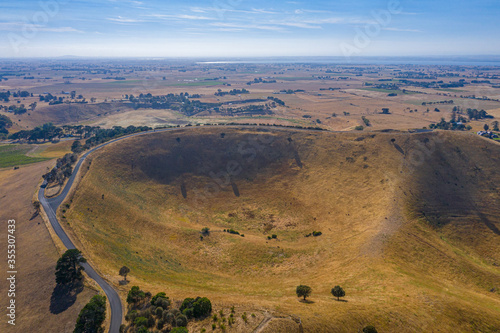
65,128,500,332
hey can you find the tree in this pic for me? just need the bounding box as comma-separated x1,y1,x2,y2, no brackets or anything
71,140,83,153
484,124,490,131
296,285,312,301
492,121,499,131
363,325,378,333
74,295,106,333
331,285,345,301
127,286,146,304
55,249,86,285
119,266,130,281
33,200,41,213
193,297,212,318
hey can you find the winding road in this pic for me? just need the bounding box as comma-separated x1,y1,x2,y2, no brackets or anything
36,125,335,332
38,128,177,333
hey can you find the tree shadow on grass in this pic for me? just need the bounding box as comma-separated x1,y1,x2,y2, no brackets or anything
333,299,348,302
298,299,315,304
49,281,84,314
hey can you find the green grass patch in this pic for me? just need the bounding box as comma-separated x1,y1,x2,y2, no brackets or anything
0,145,51,168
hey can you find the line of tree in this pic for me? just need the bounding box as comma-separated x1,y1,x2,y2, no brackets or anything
8,123,151,146
214,88,249,96
295,284,346,302
466,108,493,120
43,152,78,185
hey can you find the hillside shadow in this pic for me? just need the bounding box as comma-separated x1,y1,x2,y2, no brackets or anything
476,211,500,235
138,134,294,185
409,135,500,236
49,281,84,314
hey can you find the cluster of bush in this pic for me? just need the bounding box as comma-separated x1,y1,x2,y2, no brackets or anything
224,228,244,237
267,96,285,106
0,114,12,138
123,286,212,333
305,231,322,237
74,295,107,333
43,153,78,185
429,118,471,131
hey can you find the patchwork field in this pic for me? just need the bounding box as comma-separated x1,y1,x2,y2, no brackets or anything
63,127,500,332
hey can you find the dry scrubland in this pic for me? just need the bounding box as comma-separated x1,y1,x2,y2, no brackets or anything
64,127,500,332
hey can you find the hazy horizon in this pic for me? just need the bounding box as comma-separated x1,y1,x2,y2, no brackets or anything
1,0,499,58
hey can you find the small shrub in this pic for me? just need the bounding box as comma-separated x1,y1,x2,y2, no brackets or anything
176,314,188,327
271,234,277,239
242,312,248,323
227,228,240,235
134,317,148,328
312,231,322,237
212,323,216,330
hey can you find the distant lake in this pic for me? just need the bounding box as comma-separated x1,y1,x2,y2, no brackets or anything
197,57,500,67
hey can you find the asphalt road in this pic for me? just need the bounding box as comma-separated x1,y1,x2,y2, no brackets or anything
37,128,177,333
35,125,345,332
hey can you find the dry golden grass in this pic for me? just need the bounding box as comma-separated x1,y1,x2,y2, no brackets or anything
63,128,500,332
0,160,97,333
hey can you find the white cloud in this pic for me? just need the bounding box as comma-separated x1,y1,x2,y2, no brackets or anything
210,22,285,32
276,22,322,29
0,22,83,33
107,16,143,23
145,14,215,21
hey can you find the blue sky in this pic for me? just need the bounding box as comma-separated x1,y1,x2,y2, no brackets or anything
0,0,499,57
